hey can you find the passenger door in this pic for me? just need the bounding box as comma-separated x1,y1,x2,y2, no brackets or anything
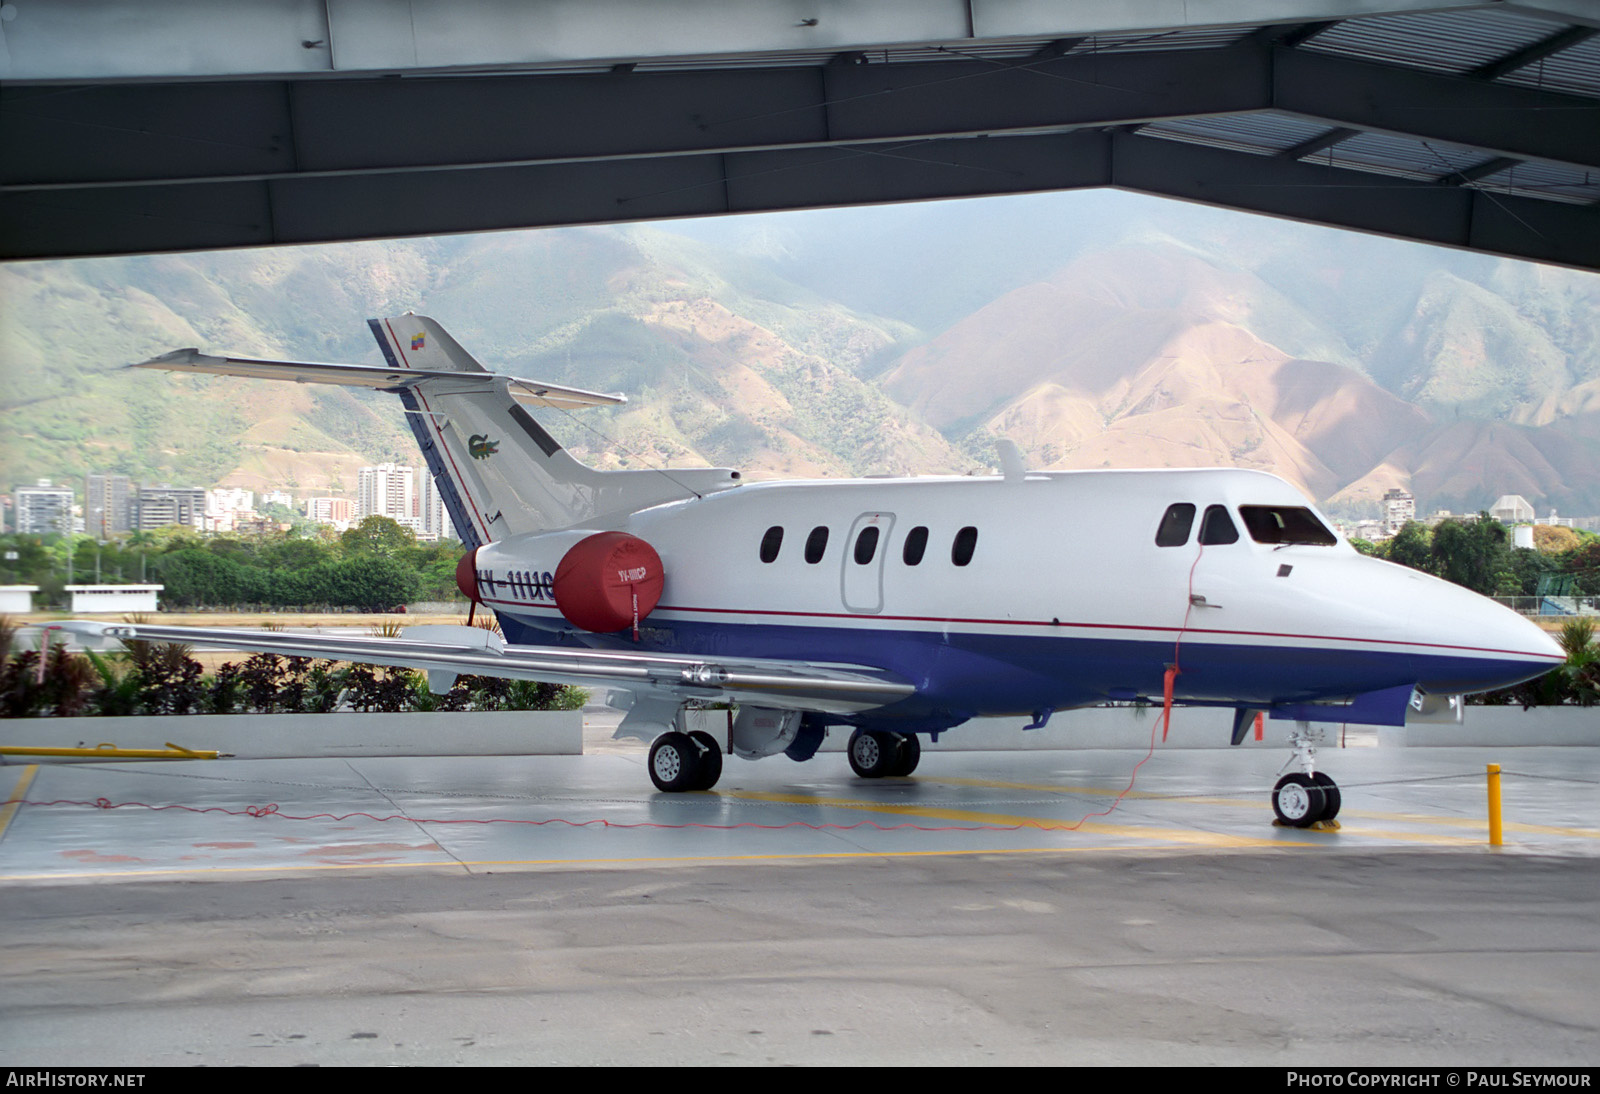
841,512,895,614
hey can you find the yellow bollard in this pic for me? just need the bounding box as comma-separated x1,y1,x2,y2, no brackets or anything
1487,763,1503,847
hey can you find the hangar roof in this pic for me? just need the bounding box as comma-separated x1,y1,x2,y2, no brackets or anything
2,0,1596,267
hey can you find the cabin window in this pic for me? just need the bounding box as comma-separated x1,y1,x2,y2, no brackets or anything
902,526,929,566
1155,503,1196,547
804,526,830,564
1198,504,1240,546
759,525,784,563
1238,506,1337,547
952,526,979,566
853,526,880,565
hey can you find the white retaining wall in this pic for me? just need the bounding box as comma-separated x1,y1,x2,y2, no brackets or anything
2,706,1592,762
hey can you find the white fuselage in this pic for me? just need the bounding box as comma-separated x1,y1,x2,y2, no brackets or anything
472,467,1561,730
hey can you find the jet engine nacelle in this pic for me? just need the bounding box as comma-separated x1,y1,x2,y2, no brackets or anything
458,529,665,634
731,707,804,760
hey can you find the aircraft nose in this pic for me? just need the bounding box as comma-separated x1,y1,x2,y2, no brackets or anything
1395,564,1565,693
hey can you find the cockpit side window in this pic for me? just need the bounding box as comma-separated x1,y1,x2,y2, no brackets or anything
1238,506,1337,546
1155,503,1196,547
1198,504,1240,546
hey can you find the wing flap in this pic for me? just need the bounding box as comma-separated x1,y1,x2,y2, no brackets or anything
58,622,913,715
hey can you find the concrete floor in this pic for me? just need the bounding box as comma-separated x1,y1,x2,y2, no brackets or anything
1,724,1596,1067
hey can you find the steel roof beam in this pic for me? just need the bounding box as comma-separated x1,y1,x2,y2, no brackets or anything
1106,133,1600,271
1268,46,1600,172
1,50,1255,191
5,129,1596,272
1277,127,1359,161
0,0,1514,83
7,39,1597,200
1468,25,1598,80
1442,156,1524,186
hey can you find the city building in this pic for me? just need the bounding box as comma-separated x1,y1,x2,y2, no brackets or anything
357,463,416,524
419,473,450,540
305,496,353,529
1489,495,1535,523
133,484,205,530
14,480,74,536
203,487,256,533
0,586,40,613
1532,508,1575,528
85,473,132,539
1381,488,1415,535
65,584,163,613
232,515,290,536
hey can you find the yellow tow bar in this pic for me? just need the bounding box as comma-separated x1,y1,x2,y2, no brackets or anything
0,742,229,761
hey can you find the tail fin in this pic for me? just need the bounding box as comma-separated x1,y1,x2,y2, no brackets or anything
137,315,741,546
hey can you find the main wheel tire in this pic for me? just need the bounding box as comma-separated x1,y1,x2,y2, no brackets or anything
648,731,702,793
1272,772,1327,828
1311,771,1342,822
891,732,922,777
847,729,898,779
687,730,724,791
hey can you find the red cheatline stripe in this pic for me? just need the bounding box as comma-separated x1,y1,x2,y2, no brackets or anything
488,600,1557,662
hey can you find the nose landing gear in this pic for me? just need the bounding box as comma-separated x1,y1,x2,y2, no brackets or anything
1271,725,1342,829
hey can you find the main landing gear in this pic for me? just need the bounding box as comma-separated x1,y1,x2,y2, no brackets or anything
1271,725,1342,828
648,730,724,792
847,729,922,779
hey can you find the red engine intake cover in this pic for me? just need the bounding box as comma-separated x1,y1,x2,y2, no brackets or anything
455,548,481,603
553,532,665,633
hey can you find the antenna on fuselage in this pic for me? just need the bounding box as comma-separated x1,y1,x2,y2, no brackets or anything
996,438,1027,483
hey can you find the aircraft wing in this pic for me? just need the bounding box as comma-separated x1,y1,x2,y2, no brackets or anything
56,621,913,715
135,350,626,409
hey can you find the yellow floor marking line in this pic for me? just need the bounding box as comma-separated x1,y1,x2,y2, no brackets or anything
0,765,40,842
718,789,1302,848
930,775,1226,802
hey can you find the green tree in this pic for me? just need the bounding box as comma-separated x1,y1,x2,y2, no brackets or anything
1561,539,1600,596
1384,521,1435,574
1428,514,1510,596
341,516,415,557
326,556,418,611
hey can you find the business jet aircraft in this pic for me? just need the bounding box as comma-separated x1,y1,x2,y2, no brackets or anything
68,315,1564,826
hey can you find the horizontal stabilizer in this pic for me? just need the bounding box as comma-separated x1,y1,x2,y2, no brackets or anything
135,349,626,410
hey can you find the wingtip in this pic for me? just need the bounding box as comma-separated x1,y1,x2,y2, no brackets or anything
133,348,202,369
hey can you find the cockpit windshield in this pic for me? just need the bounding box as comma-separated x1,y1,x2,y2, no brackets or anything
1238,505,1337,546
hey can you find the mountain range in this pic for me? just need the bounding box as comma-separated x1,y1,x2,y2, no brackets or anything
3,191,1598,521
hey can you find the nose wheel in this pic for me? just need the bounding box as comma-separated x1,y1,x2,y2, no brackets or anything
1271,727,1342,828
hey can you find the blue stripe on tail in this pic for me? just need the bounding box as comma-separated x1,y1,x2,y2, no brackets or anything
369,319,484,550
